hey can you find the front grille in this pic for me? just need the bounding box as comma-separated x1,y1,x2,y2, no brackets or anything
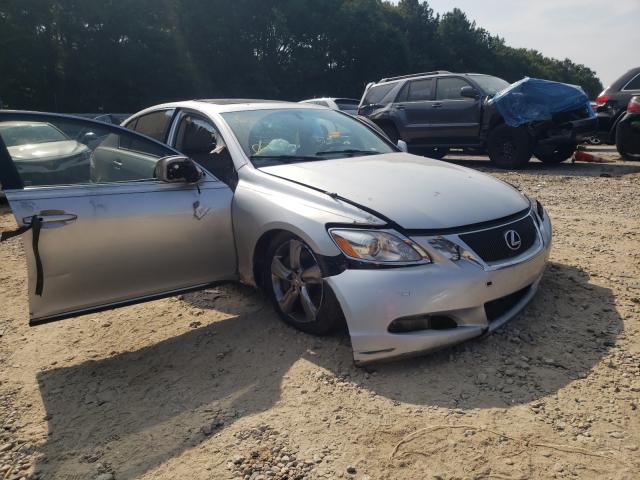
459,215,537,263
484,285,532,323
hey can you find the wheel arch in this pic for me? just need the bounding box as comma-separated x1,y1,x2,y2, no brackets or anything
252,229,288,290
250,226,338,290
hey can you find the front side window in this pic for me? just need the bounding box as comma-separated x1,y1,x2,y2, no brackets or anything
0,123,68,147
436,78,473,100
174,113,236,186
131,110,174,142
221,108,395,167
0,116,175,187
469,75,510,96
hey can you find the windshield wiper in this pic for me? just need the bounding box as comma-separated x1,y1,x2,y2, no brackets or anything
315,149,380,156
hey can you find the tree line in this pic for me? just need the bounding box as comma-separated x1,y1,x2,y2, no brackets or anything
0,0,603,113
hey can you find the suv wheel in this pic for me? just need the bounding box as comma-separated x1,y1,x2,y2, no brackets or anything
533,143,577,164
265,232,344,335
616,123,640,161
487,124,533,169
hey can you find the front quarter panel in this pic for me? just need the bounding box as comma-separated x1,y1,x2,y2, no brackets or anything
233,167,385,285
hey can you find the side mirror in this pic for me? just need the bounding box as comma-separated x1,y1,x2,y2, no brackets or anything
397,140,408,153
460,86,480,99
81,131,98,142
155,156,203,183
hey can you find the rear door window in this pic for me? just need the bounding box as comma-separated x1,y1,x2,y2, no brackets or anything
623,74,640,91
406,79,434,102
362,83,396,106
129,110,174,142
436,77,473,100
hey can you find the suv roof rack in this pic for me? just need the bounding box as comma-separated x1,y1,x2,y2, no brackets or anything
379,71,451,83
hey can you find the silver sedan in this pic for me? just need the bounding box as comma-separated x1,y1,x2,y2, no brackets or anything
0,101,551,365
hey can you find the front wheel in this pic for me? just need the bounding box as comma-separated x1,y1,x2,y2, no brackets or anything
487,124,533,169
265,233,344,335
533,143,576,164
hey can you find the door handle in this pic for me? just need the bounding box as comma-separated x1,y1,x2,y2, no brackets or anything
113,159,123,169
23,211,78,224
432,103,443,108
395,105,405,110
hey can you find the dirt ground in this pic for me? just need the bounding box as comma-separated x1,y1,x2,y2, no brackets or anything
0,146,639,480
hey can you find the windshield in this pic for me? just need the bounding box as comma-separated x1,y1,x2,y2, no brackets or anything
0,123,68,147
221,108,395,167
471,75,511,96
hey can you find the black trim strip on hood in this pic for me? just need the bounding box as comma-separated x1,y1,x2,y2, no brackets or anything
402,206,532,236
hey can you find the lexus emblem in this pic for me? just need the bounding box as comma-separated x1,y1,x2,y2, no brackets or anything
504,230,522,251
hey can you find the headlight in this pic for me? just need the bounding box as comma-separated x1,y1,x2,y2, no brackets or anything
329,229,430,264
428,237,461,261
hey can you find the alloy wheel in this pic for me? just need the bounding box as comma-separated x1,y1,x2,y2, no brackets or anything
271,239,323,324
500,138,515,161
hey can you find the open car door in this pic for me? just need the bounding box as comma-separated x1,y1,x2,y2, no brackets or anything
0,112,237,325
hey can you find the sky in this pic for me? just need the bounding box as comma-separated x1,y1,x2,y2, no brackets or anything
390,0,640,88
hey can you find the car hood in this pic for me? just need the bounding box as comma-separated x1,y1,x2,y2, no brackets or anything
7,140,87,161
260,153,530,230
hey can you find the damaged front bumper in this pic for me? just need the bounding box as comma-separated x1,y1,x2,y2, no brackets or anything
327,212,552,365
535,116,598,145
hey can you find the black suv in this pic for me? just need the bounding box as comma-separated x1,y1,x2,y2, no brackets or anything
358,71,596,168
595,67,640,144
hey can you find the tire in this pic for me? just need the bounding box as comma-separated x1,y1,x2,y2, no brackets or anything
378,123,399,144
533,143,577,164
616,123,640,161
264,232,344,335
487,124,533,169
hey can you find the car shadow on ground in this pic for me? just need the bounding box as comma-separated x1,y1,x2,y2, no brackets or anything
33,262,622,479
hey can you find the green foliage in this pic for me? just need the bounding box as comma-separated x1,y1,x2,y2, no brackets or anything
0,0,602,112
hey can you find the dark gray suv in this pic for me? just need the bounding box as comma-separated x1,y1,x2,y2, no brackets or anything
595,67,640,144
358,71,596,168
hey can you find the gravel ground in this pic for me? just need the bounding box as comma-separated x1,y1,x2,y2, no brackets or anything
0,146,639,480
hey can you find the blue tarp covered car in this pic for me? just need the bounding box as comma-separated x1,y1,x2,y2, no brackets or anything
489,77,595,128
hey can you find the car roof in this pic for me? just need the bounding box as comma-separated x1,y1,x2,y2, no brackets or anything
372,71,490,87
609,67,640,91
300,97,359,102
128,99,326,121
195,98,291,105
